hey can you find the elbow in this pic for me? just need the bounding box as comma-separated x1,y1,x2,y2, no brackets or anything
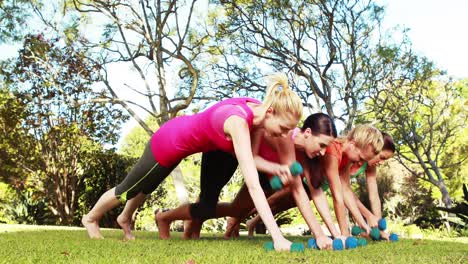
245,181,263,194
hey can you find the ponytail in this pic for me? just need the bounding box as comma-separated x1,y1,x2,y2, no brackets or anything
262,73,302,120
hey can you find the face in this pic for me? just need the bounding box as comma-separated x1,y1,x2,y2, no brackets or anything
346,142,377,163
263,109,299,137
367,150,394,166
303,130,335,159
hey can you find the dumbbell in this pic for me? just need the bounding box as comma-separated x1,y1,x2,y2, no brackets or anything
270,161,303,190
264,241,305,252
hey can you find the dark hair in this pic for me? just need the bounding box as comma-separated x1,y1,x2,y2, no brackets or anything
301,113,337,138
381,132,396,152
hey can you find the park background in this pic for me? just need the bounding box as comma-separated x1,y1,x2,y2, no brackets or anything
0,0,467,249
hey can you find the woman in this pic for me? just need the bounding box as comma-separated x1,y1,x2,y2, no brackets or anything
82,73,302,251
348,132,395,239
180,113,339,249
319,125,384,237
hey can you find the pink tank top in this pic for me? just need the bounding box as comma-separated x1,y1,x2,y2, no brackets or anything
258,128,300,179
150,97,261,167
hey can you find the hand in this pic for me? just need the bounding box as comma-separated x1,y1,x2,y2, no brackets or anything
316,235,333,250
273,236,293,251
361,225,371,236
336,235,347,246
366,214,379,228
380,230,390,241
272,164,292,186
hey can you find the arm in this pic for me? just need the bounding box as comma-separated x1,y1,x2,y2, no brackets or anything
354,191,390,240
340,166,371,233
323,154,350,236
224,116,291,250
308,184,341,239
354,192,379,228
290,175,331,248
279,147,331,249
251,131,292,184
366,166,382,219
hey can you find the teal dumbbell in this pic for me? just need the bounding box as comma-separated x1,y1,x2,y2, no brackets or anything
264,241,305,252
332,238,344,250
389,233,398,242
351,226,363,236
307,238,345,250
270,161,303,191
357,238,367,247
370,227,381,240
307,238,318,249
345,237,358,249
378,218,387,231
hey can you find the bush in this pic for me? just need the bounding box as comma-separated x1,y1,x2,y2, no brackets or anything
1,187,55,225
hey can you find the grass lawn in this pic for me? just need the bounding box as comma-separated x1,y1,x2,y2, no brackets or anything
1,224,467,264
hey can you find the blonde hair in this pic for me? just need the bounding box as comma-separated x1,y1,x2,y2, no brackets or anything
263,73,303,120
347,124,384,154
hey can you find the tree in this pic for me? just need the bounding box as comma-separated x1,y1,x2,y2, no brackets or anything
0,0,34,42
365,65,467,208
65,0,223,203
0,34,127,224
205,0,387,130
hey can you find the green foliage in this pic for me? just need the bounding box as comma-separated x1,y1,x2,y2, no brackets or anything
77,149,136,227
0,0,36,42
436,184,468,229
0,182,15,223
384,172,444,229
354,161,398,217
1,188,54,225
0,34,128,224
0,88,36,184
119,116,158,158
363,63,467,208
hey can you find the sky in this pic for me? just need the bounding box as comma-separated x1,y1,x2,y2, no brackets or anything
377,0,468,78
1,0,467,146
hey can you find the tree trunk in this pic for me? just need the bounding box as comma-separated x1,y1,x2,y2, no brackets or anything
171,166,189,204
436,180,453,208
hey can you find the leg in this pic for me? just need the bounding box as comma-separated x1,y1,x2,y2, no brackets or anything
83,142,173,239
183,197,202,240
155,204,193,239
117,192,147,240
82,187,121,239
246,214,261,237
159,151,239,239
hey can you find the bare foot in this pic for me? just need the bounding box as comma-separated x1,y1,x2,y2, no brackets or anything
183,220,193,240
117,214,135,241
82,214,104,239
190,220,201,239
232,223,240,238
183,220,201,240
246,219,255,237
223,217,239,239
155,209,171,239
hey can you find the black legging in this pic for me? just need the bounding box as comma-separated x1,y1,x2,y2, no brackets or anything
189,150,239,220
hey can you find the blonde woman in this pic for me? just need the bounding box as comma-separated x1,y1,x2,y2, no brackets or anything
83,73,303,251
319,125,384,236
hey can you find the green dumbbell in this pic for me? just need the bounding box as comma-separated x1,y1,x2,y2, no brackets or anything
270,161,303,191
351,226,363,236
264,241,305,252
